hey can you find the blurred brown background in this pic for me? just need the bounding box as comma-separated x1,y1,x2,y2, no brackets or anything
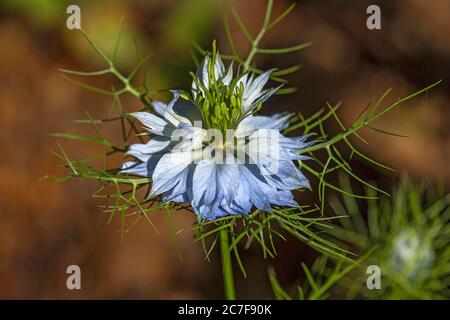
0,0,448,299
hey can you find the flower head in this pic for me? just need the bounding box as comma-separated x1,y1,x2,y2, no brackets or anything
390,228,435,280
121,53,312,220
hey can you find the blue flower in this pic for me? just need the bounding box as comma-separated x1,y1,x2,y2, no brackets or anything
121,55,312,220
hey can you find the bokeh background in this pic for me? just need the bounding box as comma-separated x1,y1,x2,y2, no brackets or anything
0,0,448,299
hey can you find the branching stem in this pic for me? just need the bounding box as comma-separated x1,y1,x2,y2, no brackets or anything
243,0,273,71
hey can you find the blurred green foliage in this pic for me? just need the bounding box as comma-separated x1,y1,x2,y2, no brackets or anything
1,0,69,28
270,176,449,300
328,175,450,299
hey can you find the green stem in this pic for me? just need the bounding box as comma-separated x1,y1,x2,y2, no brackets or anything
220,228,236,300
243,0,273,71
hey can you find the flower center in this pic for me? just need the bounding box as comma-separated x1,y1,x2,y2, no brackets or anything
198,80,246,132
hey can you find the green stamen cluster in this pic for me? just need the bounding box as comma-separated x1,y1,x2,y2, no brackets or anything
189,43,263,133
199,79,246,132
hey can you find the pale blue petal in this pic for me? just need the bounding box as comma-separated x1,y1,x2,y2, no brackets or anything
161,168,189,202
270,113,292,130
214,55,226,80
235,114,292,137
271,190,299,207
223,196,252,216
221,62,233,86
236,74,249,90
131,112,169,136
120,161,148,176
263,160,310,190
247,85,281,111
239,165,272,211
152,100,168,117
242,70,272,110
158,91,195,127
216,164,240,203
163,192,187,203
192,159,217,207
192,55,227,100
193,56,209,95
171,92,202,124
127,139,171,160
151,151,193,195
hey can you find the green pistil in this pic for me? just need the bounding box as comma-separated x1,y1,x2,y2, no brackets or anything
191,42,264,133
198,80,246,133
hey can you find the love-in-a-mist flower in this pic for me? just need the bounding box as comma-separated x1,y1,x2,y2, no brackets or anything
121,52,313,220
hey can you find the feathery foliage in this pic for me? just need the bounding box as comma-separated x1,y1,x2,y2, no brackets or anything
325,175,450,299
